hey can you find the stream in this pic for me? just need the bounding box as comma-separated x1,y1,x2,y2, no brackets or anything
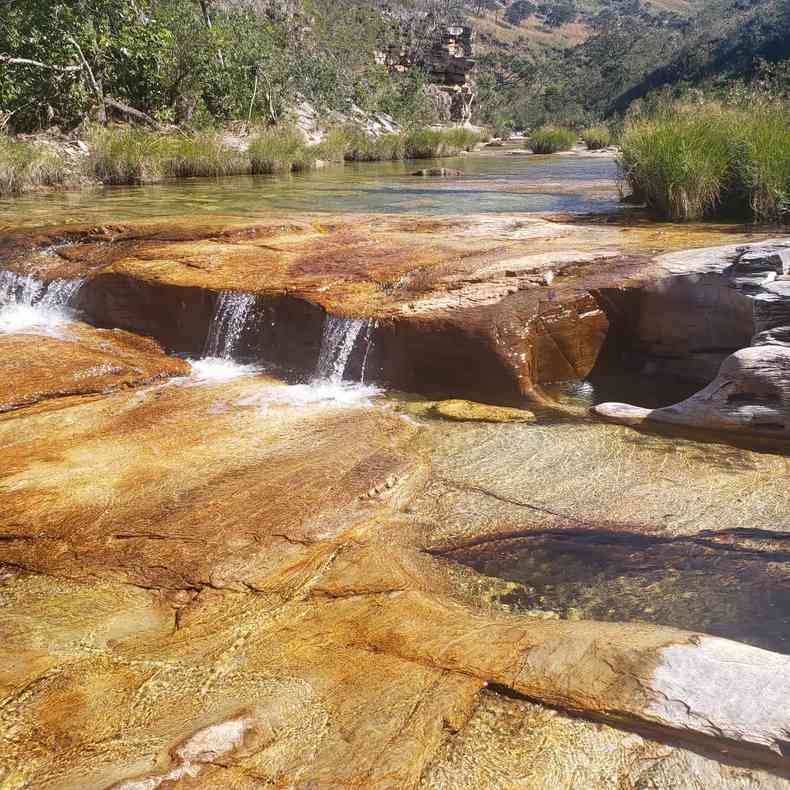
3,146,790,787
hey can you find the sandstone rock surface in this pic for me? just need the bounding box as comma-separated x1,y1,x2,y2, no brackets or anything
0,214,766,405
3,216,790,788
0,323,189,413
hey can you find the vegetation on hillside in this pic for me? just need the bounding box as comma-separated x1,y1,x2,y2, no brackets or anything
0,0,443,133
470,0,790,130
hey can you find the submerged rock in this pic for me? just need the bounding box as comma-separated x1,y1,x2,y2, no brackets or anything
430,399,535,423
411,167,463,177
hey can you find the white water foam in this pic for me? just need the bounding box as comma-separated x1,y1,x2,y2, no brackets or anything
241,380,382,410
188,357,260,382
0,270,84,335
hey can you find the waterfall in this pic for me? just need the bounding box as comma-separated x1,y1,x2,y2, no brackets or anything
315,316,371,383
0,270,84,334
360,319,378,384
203,291,256,360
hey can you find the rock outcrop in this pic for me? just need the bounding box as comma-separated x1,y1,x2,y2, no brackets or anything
385,24,476,123
595,241,790,437
0,323,189,413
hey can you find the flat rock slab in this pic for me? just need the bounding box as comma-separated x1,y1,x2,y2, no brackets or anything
0,376,426,589
0,322,190,413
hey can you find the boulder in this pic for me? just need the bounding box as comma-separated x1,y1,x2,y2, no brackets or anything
596,241,790,437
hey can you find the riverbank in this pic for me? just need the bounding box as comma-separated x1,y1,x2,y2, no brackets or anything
0,124,487,195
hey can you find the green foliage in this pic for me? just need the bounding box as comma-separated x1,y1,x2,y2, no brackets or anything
0,1,172,131
0,135,69,194
313,128,351,162
581,125,612,150
340,126,482,161
473,0,790,133
526,126,577,154
403,127,482,158
343,128,405,162
0,0,438,133
618,97,790,222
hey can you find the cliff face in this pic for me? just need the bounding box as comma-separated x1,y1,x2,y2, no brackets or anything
384,23,477,123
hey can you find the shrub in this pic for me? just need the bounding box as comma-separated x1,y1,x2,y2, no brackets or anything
0,135,69,194
343,128,405,161
248,126,316,174
526,126,577,154
313,127,351,162
404,127,482,158
581,125,612,150
733,102,790,223
86,126,165,184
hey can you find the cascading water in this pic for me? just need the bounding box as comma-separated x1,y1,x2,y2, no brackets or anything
203,291,256,360
0,270,84,335
315,316,368,383
191,291,258,381
359,319,378,384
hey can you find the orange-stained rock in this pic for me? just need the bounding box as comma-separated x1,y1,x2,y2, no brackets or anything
0,377,427,590
0,323,189,413
0,214,771,404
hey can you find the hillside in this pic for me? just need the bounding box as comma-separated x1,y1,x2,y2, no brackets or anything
465,0,790,128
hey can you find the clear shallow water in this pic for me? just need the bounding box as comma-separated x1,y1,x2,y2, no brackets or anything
542,373,703,410
0,152,620,228
442,531,790,655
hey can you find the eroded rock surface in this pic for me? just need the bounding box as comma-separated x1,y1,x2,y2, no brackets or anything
3,216,790,788
596,241,790,437
0,214,770,404
0,323,189,413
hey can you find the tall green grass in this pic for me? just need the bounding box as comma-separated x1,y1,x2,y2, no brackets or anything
0,135,70,194
581,125,612,150
86,126,166,184
342,127,406,162
341,126,483,162
161,132,249,178
248,126,317,174
526,126,577,154
619,99,790,222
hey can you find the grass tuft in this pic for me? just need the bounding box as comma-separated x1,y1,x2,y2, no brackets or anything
161,132,249,178
0,135,69,194
86,126,165,184
619,98,790,223
248,126,316,174
581,125,612,150
526,126,577,154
